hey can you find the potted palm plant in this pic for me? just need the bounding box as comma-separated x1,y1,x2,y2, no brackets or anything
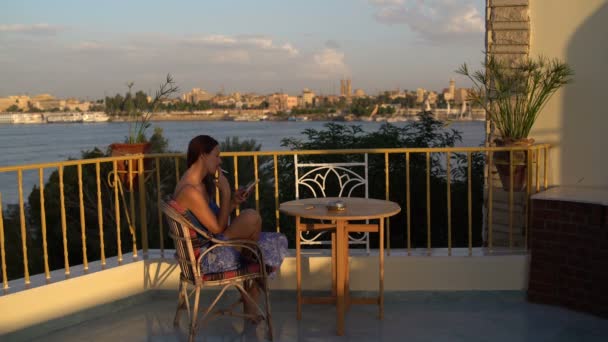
110,74,179,189
457,55,574,191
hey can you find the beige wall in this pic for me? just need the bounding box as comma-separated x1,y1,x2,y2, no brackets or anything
529,0,608,187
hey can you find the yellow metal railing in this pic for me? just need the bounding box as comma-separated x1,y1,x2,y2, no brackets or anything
0,144,550,291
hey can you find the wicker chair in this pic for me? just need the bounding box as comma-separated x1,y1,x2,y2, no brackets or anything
160,200,273,342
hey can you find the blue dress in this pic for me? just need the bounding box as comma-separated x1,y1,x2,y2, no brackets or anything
175,200,287,275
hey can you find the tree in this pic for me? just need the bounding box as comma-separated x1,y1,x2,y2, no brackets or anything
5,104,21,112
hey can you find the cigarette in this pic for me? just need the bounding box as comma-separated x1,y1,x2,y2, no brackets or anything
220,168,229,174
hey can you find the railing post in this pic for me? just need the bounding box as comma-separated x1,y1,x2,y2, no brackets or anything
155,157,164,257
138,157,148,257
39,168,51,281
96,162,106,268
273,154,280,233
77,164,89,271
58,166,70,277
0,192,9,293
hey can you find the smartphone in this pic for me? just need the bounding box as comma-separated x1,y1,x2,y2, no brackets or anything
244,179,260,194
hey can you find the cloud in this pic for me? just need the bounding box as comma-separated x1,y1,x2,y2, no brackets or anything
369,0,483,44
180,34,299,56
0,23,65,35
299,48,349,79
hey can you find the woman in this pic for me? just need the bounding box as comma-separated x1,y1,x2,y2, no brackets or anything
172,135,287,319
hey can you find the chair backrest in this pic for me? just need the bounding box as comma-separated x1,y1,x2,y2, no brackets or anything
161,199,209,285
294,154,369,200
294,154,370,252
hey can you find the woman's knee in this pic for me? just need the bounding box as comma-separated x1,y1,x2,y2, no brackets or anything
239,209,261,230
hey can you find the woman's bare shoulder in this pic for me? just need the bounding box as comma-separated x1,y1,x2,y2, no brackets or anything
175,183,207,205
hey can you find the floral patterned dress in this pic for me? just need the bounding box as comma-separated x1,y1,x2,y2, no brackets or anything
169,199,287,275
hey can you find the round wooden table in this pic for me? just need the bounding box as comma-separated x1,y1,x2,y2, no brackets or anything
280,197,401,336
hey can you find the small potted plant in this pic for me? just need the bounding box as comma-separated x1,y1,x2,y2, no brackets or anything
457,55,574,191
110,74,179,189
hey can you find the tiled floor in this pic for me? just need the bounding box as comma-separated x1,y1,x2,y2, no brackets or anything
20,291,608,341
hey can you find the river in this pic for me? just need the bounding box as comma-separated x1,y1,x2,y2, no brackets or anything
0,120,485,204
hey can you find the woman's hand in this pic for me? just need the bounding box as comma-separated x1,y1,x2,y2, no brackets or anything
230,187,249,210
216,173,231,197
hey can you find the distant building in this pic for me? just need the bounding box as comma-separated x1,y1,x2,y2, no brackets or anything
416,88,426,104
340,79,352,97
182,88,213,103
0,95,30,111
442,79,469,105
266,93,289,112
241,93,265,108
287,96,298,110
65,98,91,111
353,88,366,97
301,88,315,107
30,94,65,111
443,79,456,102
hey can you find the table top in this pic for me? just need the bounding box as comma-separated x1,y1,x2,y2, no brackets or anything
279,197,401,220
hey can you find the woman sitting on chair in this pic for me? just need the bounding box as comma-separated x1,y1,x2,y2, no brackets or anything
172,134,287,320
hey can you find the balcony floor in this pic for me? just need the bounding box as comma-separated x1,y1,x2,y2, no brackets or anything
23,290,608,342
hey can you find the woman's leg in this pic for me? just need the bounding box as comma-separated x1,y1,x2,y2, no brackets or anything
223,209,262,319
223,209,262,241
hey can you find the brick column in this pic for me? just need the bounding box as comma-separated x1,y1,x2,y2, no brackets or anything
484,0,531,247
528,198,608,318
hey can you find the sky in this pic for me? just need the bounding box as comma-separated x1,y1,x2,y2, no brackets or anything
0,0,485,99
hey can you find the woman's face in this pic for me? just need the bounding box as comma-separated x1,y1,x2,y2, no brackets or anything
202,145,222,174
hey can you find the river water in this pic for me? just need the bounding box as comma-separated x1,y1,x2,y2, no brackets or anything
0,120,485,204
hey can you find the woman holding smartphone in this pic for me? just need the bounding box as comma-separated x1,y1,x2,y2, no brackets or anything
171,134,287,321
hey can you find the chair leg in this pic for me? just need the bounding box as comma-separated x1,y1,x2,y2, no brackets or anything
189,286,201,342
296,217,302,320
174,280,186,327
260,276,274,341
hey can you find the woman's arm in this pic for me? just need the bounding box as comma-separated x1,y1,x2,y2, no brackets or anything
215,175,250,228
216,174,232,229
177,186,225,234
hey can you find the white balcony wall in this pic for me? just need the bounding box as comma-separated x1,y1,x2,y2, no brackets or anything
529,0,608,188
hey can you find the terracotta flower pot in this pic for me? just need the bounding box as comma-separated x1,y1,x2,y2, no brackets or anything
109,142,152,191
494,138,534,192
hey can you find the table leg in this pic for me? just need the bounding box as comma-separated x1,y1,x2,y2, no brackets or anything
335,219,346,336
379,217,384,320
344,227,350,312
331,232,336,297
296,216,302,320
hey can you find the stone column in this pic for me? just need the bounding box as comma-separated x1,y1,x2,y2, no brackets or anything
485,0,531,247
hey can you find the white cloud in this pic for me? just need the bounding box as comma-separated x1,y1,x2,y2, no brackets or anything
369,0,484,44
180,34,298,56
281,43,299,56
0,23,64,35
300,48,350,79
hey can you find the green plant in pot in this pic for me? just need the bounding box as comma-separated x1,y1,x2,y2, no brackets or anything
457,55,574,191
110,74,179,189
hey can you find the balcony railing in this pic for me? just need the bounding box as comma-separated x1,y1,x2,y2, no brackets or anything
0,144,550,292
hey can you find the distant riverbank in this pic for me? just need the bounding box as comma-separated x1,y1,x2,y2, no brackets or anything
1,108,486,125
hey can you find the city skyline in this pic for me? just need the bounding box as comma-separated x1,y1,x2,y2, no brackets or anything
1,0,485,99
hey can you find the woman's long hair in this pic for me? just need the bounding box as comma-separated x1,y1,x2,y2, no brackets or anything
186,135,219,200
